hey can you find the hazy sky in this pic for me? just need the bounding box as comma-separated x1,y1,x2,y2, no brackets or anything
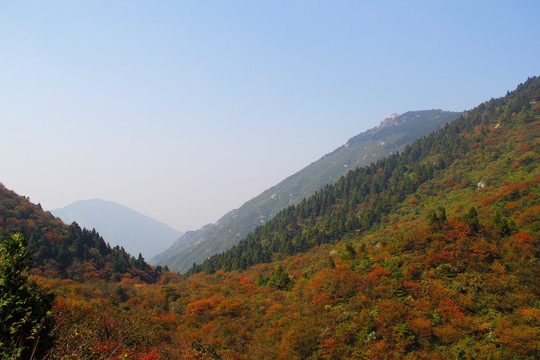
1,1,538,232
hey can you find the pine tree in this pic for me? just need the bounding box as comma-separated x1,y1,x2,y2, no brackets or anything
464,207,480,234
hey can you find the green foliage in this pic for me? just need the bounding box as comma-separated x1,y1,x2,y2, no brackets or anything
430,207,448,227
259,265,294,290
0,233,54,359
464,207,480,233
494,211,517,237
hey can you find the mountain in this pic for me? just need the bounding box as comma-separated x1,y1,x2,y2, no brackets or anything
38,77,539,359
52,199,182,260
154,110,460,272
0,185,163,283
189,77,540,276
171,77,539,358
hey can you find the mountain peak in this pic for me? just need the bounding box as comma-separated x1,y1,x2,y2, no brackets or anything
378,113,400,128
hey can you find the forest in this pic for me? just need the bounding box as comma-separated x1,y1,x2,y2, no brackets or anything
0,76,539,359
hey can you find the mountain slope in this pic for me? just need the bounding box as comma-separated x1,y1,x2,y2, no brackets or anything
156,110,460,272
171,77,539,359
52,199,182,259
190,76,540,276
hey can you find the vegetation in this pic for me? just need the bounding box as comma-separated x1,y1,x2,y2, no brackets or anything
0,77,538,358
0,233,54,359
0,185,162,283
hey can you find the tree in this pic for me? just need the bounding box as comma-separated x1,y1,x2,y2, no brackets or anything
0,233,54,359
464,207,480,233
429,207,447,227
265,265,294,290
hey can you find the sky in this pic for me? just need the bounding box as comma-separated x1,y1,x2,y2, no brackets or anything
1,1,539,232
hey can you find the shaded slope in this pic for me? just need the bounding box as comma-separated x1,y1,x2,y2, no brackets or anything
156,110,459,272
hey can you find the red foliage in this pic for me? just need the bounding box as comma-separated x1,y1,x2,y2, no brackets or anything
311,293,332,310
318,337,338,359
239,274,253,286
513,232,534,249
46,231,63,243
366,267,391,282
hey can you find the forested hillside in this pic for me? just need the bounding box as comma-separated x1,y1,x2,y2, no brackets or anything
1,77,538,359
189,77,539,275
0,185,162,283
156,110,459,273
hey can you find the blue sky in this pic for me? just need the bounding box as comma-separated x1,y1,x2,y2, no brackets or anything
1,1,538,232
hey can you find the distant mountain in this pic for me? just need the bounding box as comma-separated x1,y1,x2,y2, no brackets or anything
52,199,182,260
155,109,460,272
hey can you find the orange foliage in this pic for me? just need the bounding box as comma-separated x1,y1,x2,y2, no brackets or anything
375,299,408,331
517,204,540,227
213,297,245,317
402,280,422,297
187,298,215,314
438,298,464,323
495,319,539,357
409,317,433,343
364,339,393,360
433,325,460,344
